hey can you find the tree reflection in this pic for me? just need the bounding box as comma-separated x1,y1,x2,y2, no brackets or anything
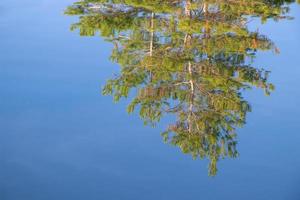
65,0,297,176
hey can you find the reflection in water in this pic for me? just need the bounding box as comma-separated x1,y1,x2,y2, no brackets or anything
65,0,297,176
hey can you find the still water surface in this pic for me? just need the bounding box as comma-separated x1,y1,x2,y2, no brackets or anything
1,0,300,199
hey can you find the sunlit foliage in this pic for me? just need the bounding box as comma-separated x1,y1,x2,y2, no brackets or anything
65,0,296,176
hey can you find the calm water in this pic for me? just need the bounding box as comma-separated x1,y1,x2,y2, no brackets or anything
1,1,300,199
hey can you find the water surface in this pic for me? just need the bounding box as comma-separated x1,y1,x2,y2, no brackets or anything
1,1,300,200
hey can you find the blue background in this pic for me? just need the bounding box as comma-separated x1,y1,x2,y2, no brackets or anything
1,1,300,199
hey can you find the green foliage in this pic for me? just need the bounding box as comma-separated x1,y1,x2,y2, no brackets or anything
65,0,296,176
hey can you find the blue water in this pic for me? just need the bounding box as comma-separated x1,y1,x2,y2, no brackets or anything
1,1,300,200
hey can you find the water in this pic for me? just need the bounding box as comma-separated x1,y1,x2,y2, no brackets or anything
1,1,300,199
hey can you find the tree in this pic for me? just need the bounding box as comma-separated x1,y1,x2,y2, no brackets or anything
65,0,297,176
